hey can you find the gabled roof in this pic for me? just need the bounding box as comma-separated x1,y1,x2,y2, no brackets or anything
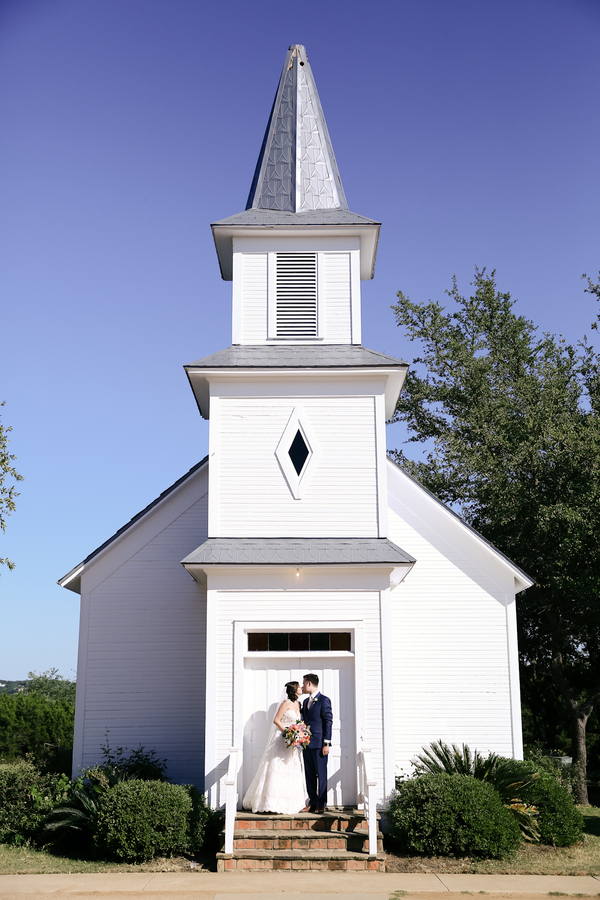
58,457,208,593
182,537,415,566
386,457,534,593
246,44,347,215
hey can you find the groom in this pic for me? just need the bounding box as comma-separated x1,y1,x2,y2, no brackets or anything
300,673,333,813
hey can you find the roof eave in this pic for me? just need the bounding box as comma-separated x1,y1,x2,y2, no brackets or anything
184,363,408,421
387,458,535,592
57,457,209,593
182,560,415,591
211,221,380,281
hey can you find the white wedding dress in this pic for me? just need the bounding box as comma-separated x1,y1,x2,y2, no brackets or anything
243,706,307,814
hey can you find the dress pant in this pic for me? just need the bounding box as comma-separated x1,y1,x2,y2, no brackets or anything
304,746,328,808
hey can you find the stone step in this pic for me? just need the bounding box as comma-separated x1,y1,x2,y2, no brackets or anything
216,849,386,872
231,828,383,853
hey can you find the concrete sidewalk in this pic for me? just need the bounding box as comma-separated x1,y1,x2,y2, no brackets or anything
1,871,600,899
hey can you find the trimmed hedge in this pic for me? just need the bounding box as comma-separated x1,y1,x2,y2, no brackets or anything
388,773,522,859
96,780,194,861
492,758,584,847
530,773,584,846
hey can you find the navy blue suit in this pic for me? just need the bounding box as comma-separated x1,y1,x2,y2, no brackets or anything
301,692,333,809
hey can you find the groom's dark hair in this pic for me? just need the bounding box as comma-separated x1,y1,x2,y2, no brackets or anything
304,673,319,686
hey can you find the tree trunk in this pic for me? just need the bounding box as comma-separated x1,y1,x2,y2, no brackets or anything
545,613,599,807
571,712,589,806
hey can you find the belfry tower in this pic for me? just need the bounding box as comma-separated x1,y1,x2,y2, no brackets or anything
181,44,414,807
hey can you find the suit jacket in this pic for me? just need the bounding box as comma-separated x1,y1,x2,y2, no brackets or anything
302,692,333,749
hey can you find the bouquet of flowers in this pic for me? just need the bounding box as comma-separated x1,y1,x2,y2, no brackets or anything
283,720,312,749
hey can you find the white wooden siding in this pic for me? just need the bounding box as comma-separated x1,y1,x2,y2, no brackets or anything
322,252,352,343
386,462,521,775
240,253,268,343
77,486,209,787
207,591,384,806
216,396,379,536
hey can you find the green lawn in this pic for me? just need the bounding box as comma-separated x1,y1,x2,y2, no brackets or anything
0,844,206,874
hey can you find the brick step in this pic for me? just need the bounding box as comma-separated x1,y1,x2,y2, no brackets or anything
235,807,375,833
232,828,383,853
217,849,386,872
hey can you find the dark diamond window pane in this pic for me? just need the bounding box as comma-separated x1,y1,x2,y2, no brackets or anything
289,633,310,651
309,633,330,652
330,632,352,652
268,633,289,651
289,429,309,475
248,633,269,652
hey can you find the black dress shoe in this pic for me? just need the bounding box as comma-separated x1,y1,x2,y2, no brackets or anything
316,807,326,813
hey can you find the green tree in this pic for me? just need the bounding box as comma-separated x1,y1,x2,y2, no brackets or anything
24,669,76,705
390,269,600,804
0,401,23,572
0,692,74,758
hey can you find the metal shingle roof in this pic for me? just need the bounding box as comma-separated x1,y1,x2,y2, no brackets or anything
182,537,415,566
245,45,348,214
185,344,408,369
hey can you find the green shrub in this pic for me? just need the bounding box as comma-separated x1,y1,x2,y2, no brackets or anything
43,778,102,852
83,734,168,788
484,758,584,846
528,773,584,846
388,773,522,859
95,780,193,861
524,746,579,793
185,785,211,854
411,741,540,839
0,760,70,844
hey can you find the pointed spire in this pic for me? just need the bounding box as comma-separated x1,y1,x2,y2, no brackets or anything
246,45,348,213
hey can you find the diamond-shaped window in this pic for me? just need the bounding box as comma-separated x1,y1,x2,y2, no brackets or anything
275,406,320,500
289,429,309,475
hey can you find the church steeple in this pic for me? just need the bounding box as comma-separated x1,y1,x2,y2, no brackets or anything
246,45,348,213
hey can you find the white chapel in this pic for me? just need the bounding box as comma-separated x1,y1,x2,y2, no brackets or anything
60,45,532,812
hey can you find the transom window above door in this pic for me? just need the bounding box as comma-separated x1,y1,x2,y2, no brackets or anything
248,632,352,652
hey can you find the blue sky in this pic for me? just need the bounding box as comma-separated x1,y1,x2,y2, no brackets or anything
0,0,598,679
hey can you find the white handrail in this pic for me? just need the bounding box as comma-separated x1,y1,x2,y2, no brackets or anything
360,746,378,857
224,747,240,854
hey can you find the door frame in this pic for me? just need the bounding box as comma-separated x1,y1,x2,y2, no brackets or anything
232,618,366,805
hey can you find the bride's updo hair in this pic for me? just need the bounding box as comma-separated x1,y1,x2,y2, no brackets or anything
284,681,300,702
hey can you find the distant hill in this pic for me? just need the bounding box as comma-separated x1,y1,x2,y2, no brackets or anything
0,679,27,695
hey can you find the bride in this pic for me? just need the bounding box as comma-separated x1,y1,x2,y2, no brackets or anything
242,681,308,814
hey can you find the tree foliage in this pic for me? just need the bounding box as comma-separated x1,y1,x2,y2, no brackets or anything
0,692,75,759
0,401,23,572
391,269,600,803
24,668,77,705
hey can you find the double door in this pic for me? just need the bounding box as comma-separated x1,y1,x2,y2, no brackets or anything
242,656,356,806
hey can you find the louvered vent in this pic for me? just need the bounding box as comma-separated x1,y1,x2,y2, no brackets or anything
276,253,317,338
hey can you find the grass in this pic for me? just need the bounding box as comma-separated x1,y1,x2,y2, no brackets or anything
0,843,214,875
385,807,600,875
